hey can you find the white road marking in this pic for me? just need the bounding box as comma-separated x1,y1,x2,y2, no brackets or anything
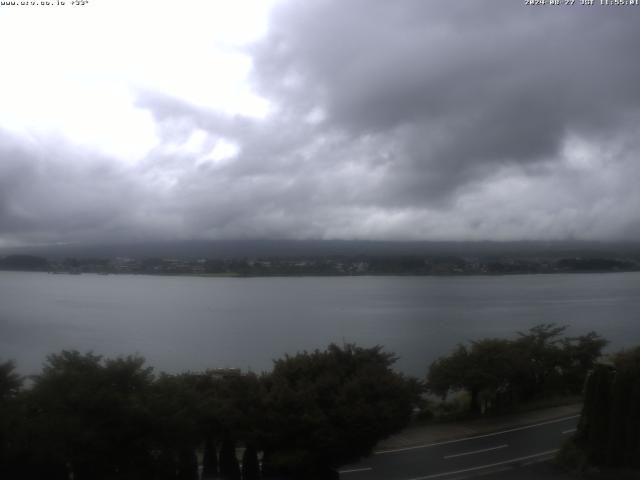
339,467,373,474
405,449,559,480
375,415,580,455
443,444,508,459
562,428,577,435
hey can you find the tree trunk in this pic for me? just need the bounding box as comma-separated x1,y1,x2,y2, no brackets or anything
469,387,481,414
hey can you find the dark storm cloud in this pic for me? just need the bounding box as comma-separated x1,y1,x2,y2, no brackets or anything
0,130,149,245
134,92,364,239
135,0,640,240
251,0,640,206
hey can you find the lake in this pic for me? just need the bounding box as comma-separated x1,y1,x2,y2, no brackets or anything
1,271,639,377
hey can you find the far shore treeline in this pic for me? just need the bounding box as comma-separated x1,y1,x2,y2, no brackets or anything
1,251,640,276
0,326,637,479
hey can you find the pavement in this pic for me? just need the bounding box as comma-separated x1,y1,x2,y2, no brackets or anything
339,404,584,480
476,462,640,480
376,404,583,452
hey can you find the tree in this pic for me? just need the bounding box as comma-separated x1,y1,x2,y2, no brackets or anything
202,437,218,479
575,347,640,469
578,364,613,465
177,448,198,480
260,344,421,479
560,332,608,393
151,448,178,480
219,435,241,480
427,345,469,400
1,344,422,480
148,373,202,475
514,324,567,399
27,351,155,480
0,360,21,401
242,444,260,480
467,338,523,412
427,340,522,413
427,325,608,414
608,347,640,468
0,360,23,478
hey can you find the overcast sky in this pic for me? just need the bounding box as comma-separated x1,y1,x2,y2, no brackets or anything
1,0,639,247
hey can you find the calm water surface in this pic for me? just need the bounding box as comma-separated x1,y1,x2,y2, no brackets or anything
1,271,639,376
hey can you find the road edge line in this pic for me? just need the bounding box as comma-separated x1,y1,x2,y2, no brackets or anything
375,415,579,454
405,449,559,480
443,444,508,460
339,467,373,474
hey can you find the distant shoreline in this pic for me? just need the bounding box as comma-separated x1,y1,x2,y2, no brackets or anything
2,251,639,278
1,268,639,279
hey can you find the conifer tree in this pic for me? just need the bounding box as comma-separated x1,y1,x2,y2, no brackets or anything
177,448,198,480
153,449,178,480
202,437,219,479
242,444,260,480
576,347,640,469
219,435,241,480
578,364,612,464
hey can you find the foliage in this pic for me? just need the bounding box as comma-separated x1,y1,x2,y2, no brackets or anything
260,343,421,477
177,449,198,480
24,351,156,479
427,324,607,414
219,435,241,480
0,360,22,401
201,437,218,479
576,346,640,469
0,361,23,478
242,445,260,480
556,436,589,473
0,343,418,479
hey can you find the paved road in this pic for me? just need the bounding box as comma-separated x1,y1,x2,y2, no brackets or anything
339,415,579,480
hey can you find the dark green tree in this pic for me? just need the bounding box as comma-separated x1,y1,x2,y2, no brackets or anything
202,437,218,479
576,347,640,469
2,343,424,480
177,448,198,480
0,360,23,479
514,324,567,399
241,444,260,480
427,340,523,413
560,332,608,394
0,360,21,400
260,344,420,478
578,364,613,465
219,435,241,480
148,373,202,475
427,345,469,400
609,347,640,467
427,325,607,414
151,448,178,480
27,351,155,480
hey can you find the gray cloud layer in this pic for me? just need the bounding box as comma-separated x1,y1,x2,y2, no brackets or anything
252,1,640,202
2,0,640,245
